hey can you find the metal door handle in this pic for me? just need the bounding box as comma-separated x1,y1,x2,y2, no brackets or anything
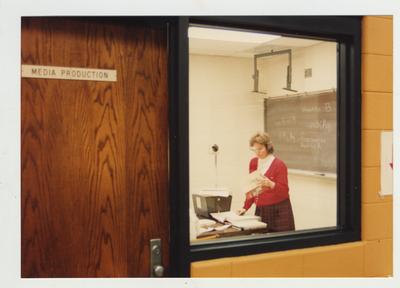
153,265,164,277
150,239,164,277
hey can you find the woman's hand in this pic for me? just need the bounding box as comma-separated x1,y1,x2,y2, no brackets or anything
257,176,275,189
237,208,247,215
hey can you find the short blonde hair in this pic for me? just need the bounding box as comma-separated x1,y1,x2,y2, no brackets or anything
249,132,274,154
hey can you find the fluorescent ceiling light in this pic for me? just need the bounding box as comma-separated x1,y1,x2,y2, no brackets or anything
188,26,281,43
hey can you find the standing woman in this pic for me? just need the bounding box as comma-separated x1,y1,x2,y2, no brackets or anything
238,132,295,233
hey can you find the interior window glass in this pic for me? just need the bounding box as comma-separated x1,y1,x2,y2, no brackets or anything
189,25,338,244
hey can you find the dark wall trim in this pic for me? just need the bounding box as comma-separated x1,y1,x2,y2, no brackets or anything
170,16,361,276
168,16,190,277
189,16,361,40
190,230,360,262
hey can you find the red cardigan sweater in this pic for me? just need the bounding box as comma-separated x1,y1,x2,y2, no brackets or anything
243,156,290,210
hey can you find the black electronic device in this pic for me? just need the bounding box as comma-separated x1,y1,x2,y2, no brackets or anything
192,194,232,218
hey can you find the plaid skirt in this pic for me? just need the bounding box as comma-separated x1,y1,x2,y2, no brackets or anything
255,198,295,233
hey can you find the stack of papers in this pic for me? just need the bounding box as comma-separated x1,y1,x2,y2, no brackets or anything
229,219,267,230
198,224,232,235
210,211,260,223
210,211,267,230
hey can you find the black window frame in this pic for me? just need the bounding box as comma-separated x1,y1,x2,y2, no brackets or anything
168,16,361,277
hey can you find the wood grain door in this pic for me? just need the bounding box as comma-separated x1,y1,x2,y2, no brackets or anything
21,18,169,277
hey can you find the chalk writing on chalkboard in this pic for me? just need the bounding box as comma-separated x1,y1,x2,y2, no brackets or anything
264,89,337,174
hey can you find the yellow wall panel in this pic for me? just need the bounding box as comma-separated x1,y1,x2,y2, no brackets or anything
303,242,364,277
364,239,393,276
362,130,381,167
362,202,393,240
362,54,393,92
231,251,303,277
362,17,393,55
191,258,232,277
362,92,393,130
362,167,392,203
373,16,393,20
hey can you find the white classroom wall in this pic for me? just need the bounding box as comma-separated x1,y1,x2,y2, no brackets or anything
189,41,337,231
189,54,263,216
258,41,337,95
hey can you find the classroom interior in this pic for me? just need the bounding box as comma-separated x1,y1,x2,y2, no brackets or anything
188,26,338,242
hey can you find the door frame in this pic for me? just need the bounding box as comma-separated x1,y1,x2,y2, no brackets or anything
167,16,190,277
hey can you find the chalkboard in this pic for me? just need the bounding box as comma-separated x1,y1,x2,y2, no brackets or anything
264,90,337,174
